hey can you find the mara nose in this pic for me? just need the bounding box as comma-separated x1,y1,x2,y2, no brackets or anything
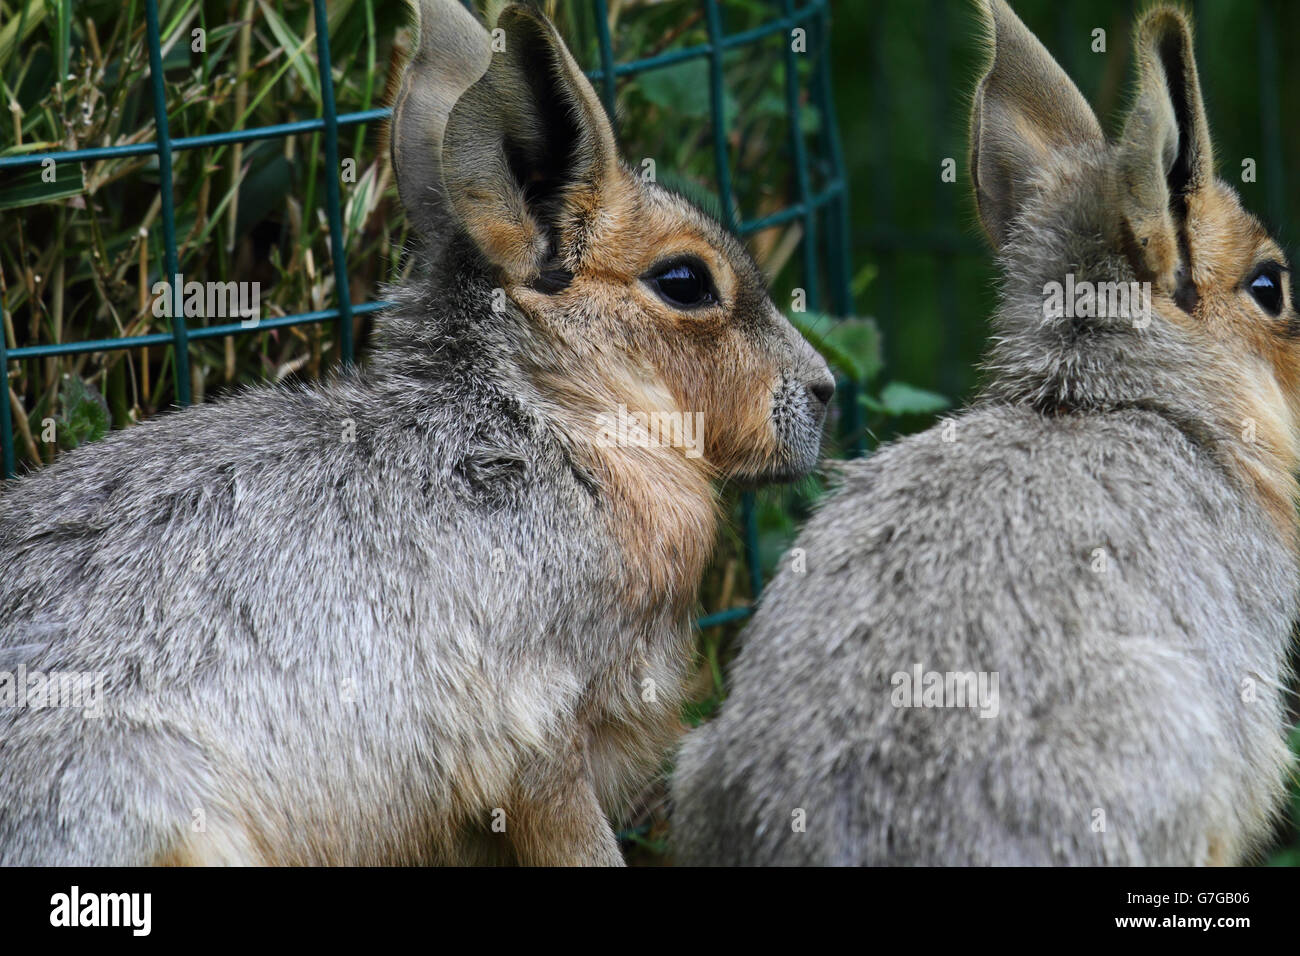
807,376,835,409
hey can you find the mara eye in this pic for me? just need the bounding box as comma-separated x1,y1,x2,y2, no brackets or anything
645,258,716,310
1247,263,1285,317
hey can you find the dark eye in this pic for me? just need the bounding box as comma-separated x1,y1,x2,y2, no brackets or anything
645,258,716,309
1248,263,1285,317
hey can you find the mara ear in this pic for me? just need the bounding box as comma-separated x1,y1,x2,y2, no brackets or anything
440,3,620,283
970,0,1105,248
390,0,493,244
1112,7,1213,303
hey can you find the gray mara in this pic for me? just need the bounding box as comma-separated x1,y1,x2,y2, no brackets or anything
0,0,832,865
672,0,1300,866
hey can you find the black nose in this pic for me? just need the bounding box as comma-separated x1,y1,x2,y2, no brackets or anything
808,378,835,408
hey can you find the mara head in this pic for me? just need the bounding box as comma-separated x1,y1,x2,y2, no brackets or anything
389,0,834,485
970,0,1300,537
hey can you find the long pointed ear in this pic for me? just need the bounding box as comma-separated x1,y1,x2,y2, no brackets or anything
1113,7,1213,303
440,3,620,283
390,0,493,243
970,0,1105,248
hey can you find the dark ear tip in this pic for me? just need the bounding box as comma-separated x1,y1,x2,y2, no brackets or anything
495,3,566,60
1137,6,1195,47
496,3,550,33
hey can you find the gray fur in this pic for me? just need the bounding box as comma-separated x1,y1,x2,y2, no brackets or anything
0,254,641,864
673,405,1295,865
672,1,1298,866
0,1,830,865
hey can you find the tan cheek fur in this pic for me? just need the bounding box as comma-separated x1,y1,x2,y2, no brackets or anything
1178,185,1300,547
514,174,787,615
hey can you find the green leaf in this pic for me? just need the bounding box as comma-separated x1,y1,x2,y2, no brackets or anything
858,392,885,414
874,381,950,417
788,313,883,384
57,375,110,450
0,0,46,69
824,316,883,383
257,0,320,104
636,59,736,125
235,151,292,238
0,162,85,211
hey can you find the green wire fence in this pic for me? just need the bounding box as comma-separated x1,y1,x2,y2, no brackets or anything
0,0,855,628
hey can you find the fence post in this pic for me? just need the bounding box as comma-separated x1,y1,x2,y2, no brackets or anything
592,0,619,130
145,0,191,405
313,0,356,364
1,288,12,479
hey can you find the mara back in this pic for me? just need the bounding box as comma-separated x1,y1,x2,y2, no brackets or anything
671,0,1300,866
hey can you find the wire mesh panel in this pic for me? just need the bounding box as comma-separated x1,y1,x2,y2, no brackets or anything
0,0,853,627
